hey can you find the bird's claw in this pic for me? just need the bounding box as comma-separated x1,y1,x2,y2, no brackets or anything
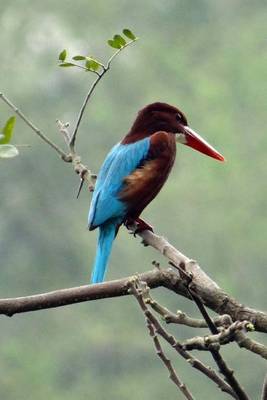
125,217,154,236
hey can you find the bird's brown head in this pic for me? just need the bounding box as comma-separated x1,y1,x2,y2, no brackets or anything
123,102,224,161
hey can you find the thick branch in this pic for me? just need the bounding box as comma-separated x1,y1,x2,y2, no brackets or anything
0,269,169,316
0,260,266,338
134,229,267,333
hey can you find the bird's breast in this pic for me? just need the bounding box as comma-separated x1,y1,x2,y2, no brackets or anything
119,131,176,218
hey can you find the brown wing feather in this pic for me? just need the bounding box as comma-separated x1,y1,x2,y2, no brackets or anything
119,131,176,219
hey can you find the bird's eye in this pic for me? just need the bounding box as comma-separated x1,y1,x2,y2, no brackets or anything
176,113,182,121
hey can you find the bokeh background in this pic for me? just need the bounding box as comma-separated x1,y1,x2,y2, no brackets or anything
0,0,266,398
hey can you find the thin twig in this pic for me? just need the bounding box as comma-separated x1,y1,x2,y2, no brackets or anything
181,321,254,351
146,317,195,400
145,285,267,361
69,73,102,152
261,373,267,400
0,93,69,160
56,119,96,191
145,291,232,328
105,39,138,70
169,261,250,400
234,332,267,360
56,119,71,144
69,39,138,152
129,279,237,399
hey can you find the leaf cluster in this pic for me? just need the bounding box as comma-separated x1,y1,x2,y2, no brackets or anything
107,29,136,49
58,28,137,72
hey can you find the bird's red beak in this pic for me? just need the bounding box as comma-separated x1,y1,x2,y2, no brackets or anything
181,126,225,162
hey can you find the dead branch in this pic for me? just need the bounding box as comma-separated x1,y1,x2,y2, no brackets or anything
129,278,237,399
261,373,267,400
181,321,253,351
146,316,195,400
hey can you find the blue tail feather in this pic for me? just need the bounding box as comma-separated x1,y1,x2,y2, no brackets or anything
91,223,117,284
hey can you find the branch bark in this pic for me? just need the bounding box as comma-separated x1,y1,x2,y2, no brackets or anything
129,279,237,399
146,317,195,400
0,255,266,337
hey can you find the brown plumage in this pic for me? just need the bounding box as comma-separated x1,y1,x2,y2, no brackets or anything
120,131,176,220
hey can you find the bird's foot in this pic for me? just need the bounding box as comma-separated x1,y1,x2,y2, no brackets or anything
135,217,154,233
125,217,154,236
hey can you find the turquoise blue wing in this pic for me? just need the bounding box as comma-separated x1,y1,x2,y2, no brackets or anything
88,137,150,229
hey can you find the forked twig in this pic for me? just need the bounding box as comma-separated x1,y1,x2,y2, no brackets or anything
169,261,250,400
69,39,138,152
146,317,195,400
0,93,68,160
129,278,237,399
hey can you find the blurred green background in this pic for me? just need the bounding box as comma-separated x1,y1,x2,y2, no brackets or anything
0,0,266,398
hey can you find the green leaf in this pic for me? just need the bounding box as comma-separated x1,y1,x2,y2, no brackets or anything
0,116,16,144
72,55,86,61
58,49,67,62
107,39,121,49
113,34,126,47
58,63,75,67
85,57,101,71
0,144,19,158
123,29,136,40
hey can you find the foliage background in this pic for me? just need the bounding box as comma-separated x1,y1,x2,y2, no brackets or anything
0,0,266,398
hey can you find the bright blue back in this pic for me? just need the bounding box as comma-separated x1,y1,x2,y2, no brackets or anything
88,138,150,228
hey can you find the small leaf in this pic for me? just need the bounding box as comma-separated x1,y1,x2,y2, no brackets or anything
113,34,126,47
0,144,19,158
85,57,101,71
72,55,86,61
58,63,75,67
0,116,16,144
123,29,136,40
58,49,67,62
107,39,121,49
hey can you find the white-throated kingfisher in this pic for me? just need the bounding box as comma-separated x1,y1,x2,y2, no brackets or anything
88,102,224,283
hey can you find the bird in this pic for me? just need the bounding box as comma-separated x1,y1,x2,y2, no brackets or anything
88,102,224,283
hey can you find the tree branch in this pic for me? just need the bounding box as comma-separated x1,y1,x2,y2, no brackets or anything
261,373,267,400
234,332,267,360
181,321,253,351
132,228,267,334
147,296,232,328
129,279,237,399
168,260,250,400
146,317,195,400
0,262,265,338
69,72,103,152
0,269,167,316
69,38,138,152
0,92,69,160
148,292,267,360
